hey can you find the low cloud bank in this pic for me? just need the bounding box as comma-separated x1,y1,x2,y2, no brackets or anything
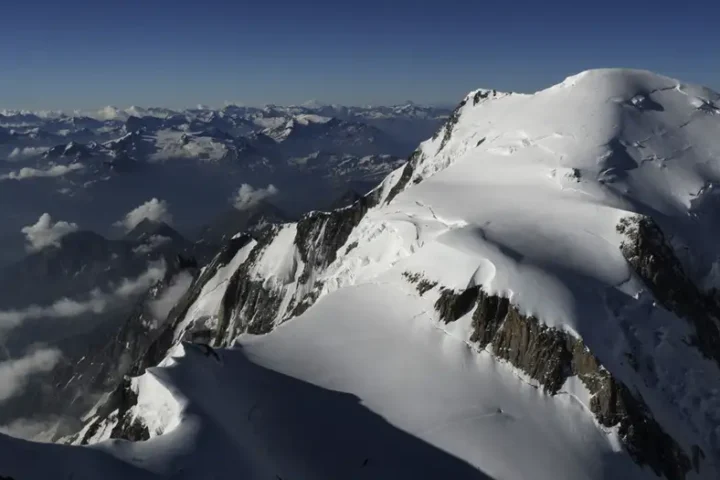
21,213,79,252
0,415,79,442
0,347,62,402
7,147,50,161
0,261,166,337
149,271,194,325
1,163,83,180
132,235,172,255
232,183,278,210
115,198,173,232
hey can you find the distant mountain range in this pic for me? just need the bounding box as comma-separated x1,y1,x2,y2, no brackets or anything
0,102,449,265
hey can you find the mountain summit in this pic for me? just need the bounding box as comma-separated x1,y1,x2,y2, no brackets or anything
3,69,720,480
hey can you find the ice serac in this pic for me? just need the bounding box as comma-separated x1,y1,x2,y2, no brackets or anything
4,68,720,480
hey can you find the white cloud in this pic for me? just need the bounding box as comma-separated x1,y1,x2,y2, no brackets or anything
132,235,173,255
1,162,84,180
232,183,279,210
113,263,166,297
7,147,50,161
21,213,79,252
115,198,173,232
0,415,77,442
0,348,62,402
0,261,166,337
148,271,194,325
0,417,59,441
94,105,126,121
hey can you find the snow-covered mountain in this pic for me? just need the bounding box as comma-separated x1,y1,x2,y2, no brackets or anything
3,69,720,479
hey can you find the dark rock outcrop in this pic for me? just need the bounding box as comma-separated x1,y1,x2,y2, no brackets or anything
216,193,374,339
219,272,283,338
402,271,438,296
617,215,720,367
288,288,322,318
436,98,468,152
473,89,496,105
436,285,692,480
109,379,150,442
215,228,284,341
385,150,422,204
295,196,371,283
434,286,480,323
80,378,150,444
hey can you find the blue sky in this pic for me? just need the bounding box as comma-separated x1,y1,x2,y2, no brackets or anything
1,0,718,110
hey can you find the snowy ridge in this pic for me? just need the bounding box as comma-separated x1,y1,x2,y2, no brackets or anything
77,359,185,445
2,68,720,480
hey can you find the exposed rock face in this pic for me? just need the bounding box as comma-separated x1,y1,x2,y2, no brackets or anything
435,285,692,480
76,195,386,440
135,234,254,373
434,286,480,323
294,196,372,283
216,194,378,340
473,89,497,105
618,215,720,367
108,379,150,442
436,98,468,152
80,378,150,444
385,150,422,204
217,232,284,340
402,271,438,296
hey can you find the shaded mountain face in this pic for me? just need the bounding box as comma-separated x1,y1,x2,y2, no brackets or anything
0,230,145,309
0,221,214,433
0,224,209,311
327,188,364,210
0,223,215,359
0,257,202,438
124,219,187,244
195,201,291,246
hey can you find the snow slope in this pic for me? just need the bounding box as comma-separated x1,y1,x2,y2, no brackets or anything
3,284,647,480
2,69,720,480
